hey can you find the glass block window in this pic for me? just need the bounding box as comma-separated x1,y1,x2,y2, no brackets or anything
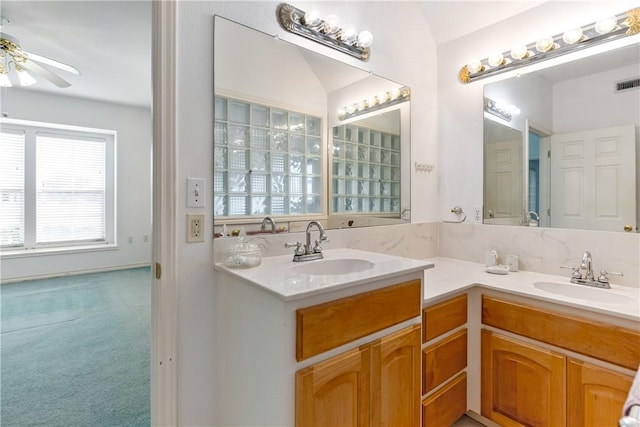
331,124,401,214
214,96,323,217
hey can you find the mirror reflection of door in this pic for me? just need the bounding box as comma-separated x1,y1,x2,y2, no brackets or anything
483,118,523,225
549,125,636,232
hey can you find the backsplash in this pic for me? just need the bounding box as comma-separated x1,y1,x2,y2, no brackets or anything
213,222,439,264
439,223,640,288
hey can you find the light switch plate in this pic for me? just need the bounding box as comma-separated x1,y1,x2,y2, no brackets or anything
187,178,205,208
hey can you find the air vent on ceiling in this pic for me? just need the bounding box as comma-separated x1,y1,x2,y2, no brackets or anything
615,77,640,93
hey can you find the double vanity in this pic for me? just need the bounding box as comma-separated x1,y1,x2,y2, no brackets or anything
214,249,640,426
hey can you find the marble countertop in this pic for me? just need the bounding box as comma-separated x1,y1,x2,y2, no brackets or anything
215,248,433,301
424,257,640,321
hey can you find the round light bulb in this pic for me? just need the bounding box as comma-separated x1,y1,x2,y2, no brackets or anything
323,14,340,34
340,25,358,44
357,30,373,48
303,10,321,27
595,16,617,34
389,88,400,100
467,60,484,74
510,45,529,60
488,53,505,67
562,28,583,44
368,95,378,106
535,36,555,53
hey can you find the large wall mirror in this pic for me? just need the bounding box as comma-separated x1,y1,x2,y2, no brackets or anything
483,41,639,233
213,16,410,234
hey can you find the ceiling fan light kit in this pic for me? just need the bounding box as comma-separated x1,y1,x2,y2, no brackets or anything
0,25,80,88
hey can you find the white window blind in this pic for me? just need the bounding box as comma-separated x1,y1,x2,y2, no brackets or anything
36,134,106,244
0,131,26,246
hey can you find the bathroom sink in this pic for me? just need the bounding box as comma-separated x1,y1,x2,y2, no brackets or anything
533,281,631,305
293,258,375,276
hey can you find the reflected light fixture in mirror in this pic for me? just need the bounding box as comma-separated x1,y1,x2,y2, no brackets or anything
277,3,373,60
338,86,410,121
459,7,640,83
483,97,520,122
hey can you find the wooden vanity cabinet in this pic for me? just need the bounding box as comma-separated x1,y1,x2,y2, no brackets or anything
481,295,639,427
421,294,468,427
481,329,566,427
295,279,422,426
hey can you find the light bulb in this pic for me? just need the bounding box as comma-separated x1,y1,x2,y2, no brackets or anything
535,36,555,53
488,53,505,67
337,108,346,117
389,88,400,100
303,10,321,27
562,28,583,44
323,14,340,34
467,60,484,74
595,16,617,34
510,45,529,60
357,31,373,48
17,68,36,86
340,25,358,44
368,95,378,106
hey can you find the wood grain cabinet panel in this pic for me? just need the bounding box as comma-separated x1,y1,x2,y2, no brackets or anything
482,295,640,370
297,280,421,361
567,359,634,427
371,325,421,427
481,330,566,427
423,294,467,342
423,329,467,393
296,345,371,427
422,372,467,427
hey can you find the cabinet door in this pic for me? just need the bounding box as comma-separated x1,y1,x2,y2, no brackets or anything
296,346,371,427
481,330,566,427
567,359,634,427
371,324,421,427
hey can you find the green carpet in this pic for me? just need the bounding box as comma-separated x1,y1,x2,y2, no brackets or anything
1,267,151,427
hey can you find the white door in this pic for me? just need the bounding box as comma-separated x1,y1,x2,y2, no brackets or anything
484,138,523,224
550,125,636,232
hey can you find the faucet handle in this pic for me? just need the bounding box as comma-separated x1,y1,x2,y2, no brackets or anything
597,269,623,283
285,241,304,256
561,265,582,280
313,238,330,253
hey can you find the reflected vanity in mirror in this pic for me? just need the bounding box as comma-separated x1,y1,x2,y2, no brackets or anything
213,16,410,235
483,42,639,233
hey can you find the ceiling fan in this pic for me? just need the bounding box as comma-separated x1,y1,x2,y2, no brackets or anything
0,18,80,88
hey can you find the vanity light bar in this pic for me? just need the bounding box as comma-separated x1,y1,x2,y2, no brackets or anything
277,3,372,61
338,86,410,121
484,97,513,122
459,7,640,84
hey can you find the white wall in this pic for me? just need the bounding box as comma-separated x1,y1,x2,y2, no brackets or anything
175,2,437,425
0,89,152,282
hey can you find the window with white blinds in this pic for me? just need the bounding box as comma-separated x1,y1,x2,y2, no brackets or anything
0,121,115,250
36,134,106,244
0,131,26,247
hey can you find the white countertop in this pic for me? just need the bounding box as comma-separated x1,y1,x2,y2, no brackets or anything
215,248,434,301
425,257,640,321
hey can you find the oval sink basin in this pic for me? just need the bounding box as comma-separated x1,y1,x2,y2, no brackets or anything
533,282,631,305
293,258,375,276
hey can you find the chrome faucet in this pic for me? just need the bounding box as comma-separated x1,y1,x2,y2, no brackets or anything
284,220,328,262
525,211,540,226
260,216,276,233
561,250,623,289
580,250,594,282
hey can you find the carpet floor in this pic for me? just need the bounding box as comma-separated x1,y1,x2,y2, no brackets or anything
1,267,151,427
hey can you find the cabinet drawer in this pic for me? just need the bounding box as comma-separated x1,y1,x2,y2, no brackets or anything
423,329,467,394
422,372,467,427
296,279,421,361
482,295,640,370
423,294,467,342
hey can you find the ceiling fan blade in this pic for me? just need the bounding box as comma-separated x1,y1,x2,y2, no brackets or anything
25,51,80,75
20,58,71,88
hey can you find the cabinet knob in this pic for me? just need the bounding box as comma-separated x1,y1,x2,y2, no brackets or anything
623,224,633,232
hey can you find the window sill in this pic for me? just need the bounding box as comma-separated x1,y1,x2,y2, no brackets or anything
0,243,119,259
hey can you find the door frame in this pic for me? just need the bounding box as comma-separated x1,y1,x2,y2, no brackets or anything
151,1,178,425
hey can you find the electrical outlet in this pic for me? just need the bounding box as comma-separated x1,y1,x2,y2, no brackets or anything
472,206,482,222
187,214,205,243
